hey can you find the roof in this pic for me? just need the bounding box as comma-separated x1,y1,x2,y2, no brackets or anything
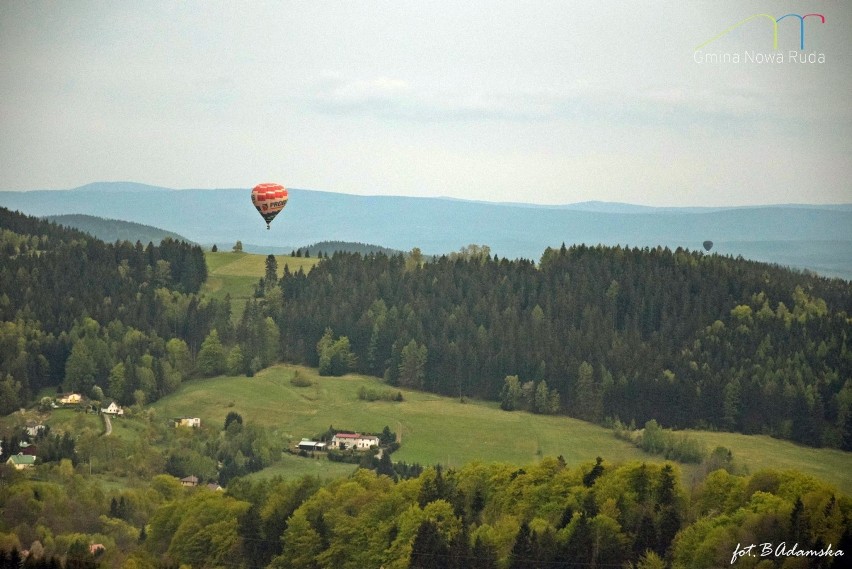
7,454,36,466
181,475,199,483
334,432,375,439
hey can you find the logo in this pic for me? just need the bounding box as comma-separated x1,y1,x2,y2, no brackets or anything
694,13,826,64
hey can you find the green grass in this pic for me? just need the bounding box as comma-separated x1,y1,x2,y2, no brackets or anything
45,407,104,434
684,430,852,492
150,364,852,494
202,251,319,322
243,453,358,481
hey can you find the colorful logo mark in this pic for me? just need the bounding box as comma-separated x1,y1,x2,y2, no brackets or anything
695,13,825,51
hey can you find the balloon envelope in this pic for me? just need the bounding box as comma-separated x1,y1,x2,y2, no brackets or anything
251,183,288,229
703,240,713,251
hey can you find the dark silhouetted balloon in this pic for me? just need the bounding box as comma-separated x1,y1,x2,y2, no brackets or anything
703,240,713,252
251,183,288,229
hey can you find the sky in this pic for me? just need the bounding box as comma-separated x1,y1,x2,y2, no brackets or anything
0,1,849,206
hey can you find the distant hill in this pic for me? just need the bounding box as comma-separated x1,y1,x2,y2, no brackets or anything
301,241,403,257
238,240,401,257
44,214,192,244
1,182,849,279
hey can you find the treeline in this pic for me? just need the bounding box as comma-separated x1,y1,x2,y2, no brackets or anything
6,455,848,569
271,246,851,448
0,207,227,411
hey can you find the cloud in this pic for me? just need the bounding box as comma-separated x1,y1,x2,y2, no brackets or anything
301,73,845,131
305,73,567,121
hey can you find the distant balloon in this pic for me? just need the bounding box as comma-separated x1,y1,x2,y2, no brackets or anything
703,240,713,252
251,183,288,230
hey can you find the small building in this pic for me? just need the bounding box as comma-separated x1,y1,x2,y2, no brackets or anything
206,482,224,491
101,401,124,415
331,433,380,450
6,454,36,470
89,544,105,555
174,417,201,428
297,439,328,452
59,393,82,405
180,475,199,487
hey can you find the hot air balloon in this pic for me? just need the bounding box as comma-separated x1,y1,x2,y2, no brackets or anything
251,183,288,229
703,240,713,252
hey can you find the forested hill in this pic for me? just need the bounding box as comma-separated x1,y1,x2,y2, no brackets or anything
273,246,852,448
0,207,227,414
44,214,191,244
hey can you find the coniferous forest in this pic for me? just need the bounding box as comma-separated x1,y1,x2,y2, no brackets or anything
0,207,228,414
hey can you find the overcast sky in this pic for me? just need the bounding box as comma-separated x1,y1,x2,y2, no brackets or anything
1,1,849,205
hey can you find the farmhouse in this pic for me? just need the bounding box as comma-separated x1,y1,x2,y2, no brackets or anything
6,454,36,470
331,432,380,450
101,402,124,415
174,417,201,428
180,475,199,487
297,439,328,452
59,393,82,405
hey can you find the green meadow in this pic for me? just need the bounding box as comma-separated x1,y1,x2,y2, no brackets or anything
151,364,852,494
202,251,319,321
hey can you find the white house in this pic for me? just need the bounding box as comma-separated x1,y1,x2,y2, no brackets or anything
175,417,201,428
101,402,124,415
331,433,380,450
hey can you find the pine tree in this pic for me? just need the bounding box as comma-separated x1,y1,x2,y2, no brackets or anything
409,521,448,569
508,522,536,569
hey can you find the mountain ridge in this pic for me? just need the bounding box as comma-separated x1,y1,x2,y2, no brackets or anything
1,183,849,279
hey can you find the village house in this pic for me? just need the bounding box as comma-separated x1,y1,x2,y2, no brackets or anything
89,544,105,555
6,454,36,470
180,475,199,487
174,417,201,428
101,402,124,415
59,393,82,405
331,432,380,450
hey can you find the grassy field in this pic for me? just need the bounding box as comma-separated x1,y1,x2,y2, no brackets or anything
202,251,319,321
151,364,852,494
243,452,358,482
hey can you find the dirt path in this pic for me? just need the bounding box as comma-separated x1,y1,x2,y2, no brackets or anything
103,413,112,436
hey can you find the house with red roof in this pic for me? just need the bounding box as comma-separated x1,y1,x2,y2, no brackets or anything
330,432,380,450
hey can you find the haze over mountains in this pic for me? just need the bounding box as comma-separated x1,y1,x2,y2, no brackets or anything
1,182,850,279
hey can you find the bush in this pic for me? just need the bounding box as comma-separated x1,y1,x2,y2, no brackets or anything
617,419,707,464
357,386,403,402
290,372,312,387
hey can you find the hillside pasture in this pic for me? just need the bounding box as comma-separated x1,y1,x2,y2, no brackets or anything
202,251,319,321
151,364,852,494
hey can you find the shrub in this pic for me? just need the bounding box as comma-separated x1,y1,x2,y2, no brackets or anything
357,386,403,402
617,419,708,464
290,372,312,387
